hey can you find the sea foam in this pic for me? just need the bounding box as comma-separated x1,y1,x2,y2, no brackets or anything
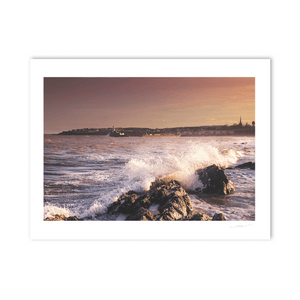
123,142,242,192
44,203,75,219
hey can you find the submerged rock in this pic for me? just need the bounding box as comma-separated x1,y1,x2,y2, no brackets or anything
196,164,235,195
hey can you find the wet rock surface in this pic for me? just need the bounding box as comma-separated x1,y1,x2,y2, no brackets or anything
106,179,194,221
107,191,138,214
196,164,235,195
212,213,226,221
44,214,79,221
105,172,233,221
189,212,211,221
101,165,238,221
126,207,155,221
227,161,255,170
235,162,255,170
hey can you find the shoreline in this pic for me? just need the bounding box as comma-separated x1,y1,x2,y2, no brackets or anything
44,162,255,221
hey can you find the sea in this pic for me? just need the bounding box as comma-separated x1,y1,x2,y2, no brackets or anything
44,135,255,221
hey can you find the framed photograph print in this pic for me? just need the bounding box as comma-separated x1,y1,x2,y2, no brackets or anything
30,59,270,240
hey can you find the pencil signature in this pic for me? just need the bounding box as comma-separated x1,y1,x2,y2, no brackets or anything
230,224,253,228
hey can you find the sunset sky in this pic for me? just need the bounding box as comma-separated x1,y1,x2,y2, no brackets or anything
44,77,255,134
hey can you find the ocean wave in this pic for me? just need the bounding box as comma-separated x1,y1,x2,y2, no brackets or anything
123,143,243,193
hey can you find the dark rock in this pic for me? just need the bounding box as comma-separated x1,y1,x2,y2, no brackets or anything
132,194,152,210
44,214,64,221
190,213,211,221
196,164,235,195
106,178,193,221
158,184,193,220
227,162,255,170
107,191,137,214
44,214,78,221
150,179,181,190
126,207,154,221
66,216,79,221
117,196,137,214
212,213,226,221
234,162,255,170
149,187,169,205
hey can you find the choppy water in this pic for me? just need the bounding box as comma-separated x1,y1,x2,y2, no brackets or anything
44,135,255,220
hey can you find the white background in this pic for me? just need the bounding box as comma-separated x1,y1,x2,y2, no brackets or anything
1,1,299,299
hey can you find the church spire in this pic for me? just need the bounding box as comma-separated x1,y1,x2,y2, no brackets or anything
239,116,242,127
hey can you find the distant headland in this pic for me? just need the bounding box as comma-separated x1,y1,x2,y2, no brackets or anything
57,117,255,137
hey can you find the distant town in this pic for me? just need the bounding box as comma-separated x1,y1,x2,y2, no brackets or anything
57,117,255,137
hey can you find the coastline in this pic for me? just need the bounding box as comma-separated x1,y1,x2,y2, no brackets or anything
55,124,255,137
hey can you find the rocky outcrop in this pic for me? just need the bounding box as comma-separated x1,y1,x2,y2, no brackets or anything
126,207,155,221
212,213,226,221
189,212,211,221
44,214,79,221
107,191,138,214
227,162,255,170
196,164,235,195
103,170,235,221
235,162,255,170
156,181,193,220
106,179,193,221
